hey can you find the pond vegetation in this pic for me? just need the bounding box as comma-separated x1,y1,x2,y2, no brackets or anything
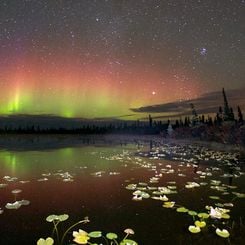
0,139,244,244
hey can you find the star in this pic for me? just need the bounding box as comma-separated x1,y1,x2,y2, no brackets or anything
200,47,207,56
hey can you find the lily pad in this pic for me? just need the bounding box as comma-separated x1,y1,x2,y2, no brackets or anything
176,207,189,213
106,233,118,240
46,214,69,222
141,192,150,198
0,183,8,188
58,214,69,221
209,196,220,200
37,237,54,245
215,203,224,207
194,221,206,228
188,210,197,216
126,184,137,190
138,182,148,186
188,225,201,233
198,213,209,219
163,201,175,208
120,239,138,245
221,213,230,219
232,192,245,198
5,201,21,210
19,199,30,206
215,228,230,238
46,215,57,222
88,231,102,238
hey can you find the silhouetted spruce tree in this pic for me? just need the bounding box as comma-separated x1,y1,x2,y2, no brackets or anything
208,116,213,126
149,114,153,128
175,119,180,128
216,112,222,126
238,106,244,124
230,107,235,121
201,115,205,123
218,106,223,121
179,118,183,127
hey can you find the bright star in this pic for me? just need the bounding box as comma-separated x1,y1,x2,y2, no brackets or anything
200,47,207,56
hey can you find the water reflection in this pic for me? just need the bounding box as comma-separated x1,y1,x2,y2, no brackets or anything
0,137,244,244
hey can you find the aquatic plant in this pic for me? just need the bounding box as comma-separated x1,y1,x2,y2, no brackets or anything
37,214,138,245
124,149,245,241
37,237,54,245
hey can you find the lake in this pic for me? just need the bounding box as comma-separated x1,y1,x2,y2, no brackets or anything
0,135,244,245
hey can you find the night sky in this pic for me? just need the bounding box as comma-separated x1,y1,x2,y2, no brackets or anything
0,0,244,119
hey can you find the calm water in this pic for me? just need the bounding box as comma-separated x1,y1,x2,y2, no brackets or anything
0,136,244,245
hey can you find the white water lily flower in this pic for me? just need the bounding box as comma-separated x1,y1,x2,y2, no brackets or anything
210,207,222,219
209,206,230,219
132,195,142,201
159,195,168,201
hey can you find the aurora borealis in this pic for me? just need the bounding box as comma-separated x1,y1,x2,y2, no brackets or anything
0,0,244,119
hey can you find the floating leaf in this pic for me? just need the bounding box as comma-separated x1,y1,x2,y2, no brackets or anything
147,186,157,190
0,183,8,188
176,207,189,213
19,199,30,206
152,191,162,195
88,231,102,238
58,214,69,222
5,201,21,210
188,210,197,216
138,182,148,186
106,233,118,240
140,192,150,199
210,180,221,185
198,213,209,219
163,201,175,208
194,221,206,228
215,203,224,207
46,215,57,222
209,196,220,200
223,203,233,207
132,190,142,196
37,237,54,245
125,184,137,190
120,239,138,245
46,214,69,222
221,213,230,219
188,225,201,233
232,192,245,198
215,228,230,238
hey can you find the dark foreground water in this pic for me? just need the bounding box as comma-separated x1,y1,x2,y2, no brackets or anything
0,136,244,245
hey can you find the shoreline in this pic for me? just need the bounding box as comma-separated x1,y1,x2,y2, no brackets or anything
0,133,244,153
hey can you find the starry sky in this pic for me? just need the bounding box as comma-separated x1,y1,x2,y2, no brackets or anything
0,0,244,119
